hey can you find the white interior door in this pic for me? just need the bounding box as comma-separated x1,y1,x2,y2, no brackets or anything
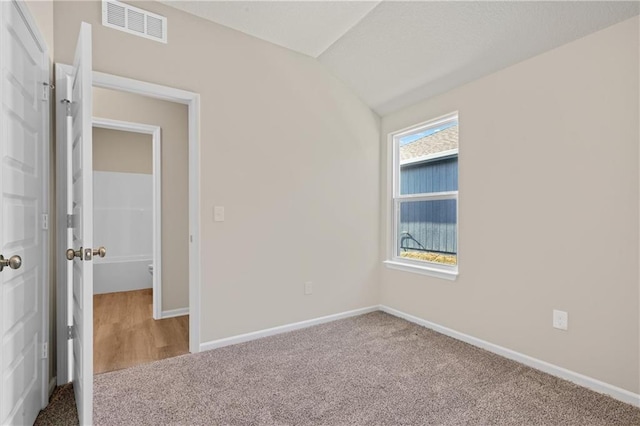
67,22,93,426
0,1,48,425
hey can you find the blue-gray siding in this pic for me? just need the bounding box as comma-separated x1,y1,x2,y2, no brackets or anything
399,157,457,254
400,157,457,195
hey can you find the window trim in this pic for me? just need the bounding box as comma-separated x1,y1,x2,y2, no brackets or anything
386,112,459,280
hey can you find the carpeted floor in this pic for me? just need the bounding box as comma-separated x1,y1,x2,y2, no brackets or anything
37,312,640,425
34,383,78,425
91,311,640,425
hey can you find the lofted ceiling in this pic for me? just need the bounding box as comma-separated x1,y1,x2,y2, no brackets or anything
161,1,640,115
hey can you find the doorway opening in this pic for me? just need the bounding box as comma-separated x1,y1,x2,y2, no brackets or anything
90,117,188,374
55,64,201,388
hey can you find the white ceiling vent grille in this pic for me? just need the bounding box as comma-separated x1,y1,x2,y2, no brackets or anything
102,0,167,43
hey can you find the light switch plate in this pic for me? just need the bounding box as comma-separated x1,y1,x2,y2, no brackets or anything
214,206,224,222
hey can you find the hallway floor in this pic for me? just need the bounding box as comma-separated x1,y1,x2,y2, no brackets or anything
94,289,189,374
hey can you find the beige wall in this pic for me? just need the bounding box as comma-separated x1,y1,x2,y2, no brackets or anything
93,88,189,311
93,127,152,174
53,1,381,342
380,17,640,393
29,0,640,397
25,1,53,54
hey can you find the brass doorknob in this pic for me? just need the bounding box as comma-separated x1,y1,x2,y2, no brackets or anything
66,248,82,261
93,247,106,258
0,254,22,272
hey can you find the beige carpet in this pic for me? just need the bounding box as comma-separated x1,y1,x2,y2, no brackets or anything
35,384,78,425
90,311,640,425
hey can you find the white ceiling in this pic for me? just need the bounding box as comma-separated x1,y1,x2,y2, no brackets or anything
161,1,640,116
161,1,381,57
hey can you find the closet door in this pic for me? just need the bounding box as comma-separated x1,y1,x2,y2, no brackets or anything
0,1,48,424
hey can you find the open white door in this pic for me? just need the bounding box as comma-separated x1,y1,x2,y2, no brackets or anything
66,22,94,425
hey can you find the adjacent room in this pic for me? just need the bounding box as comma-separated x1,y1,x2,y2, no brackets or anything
91,87,191,375
0,0,638,425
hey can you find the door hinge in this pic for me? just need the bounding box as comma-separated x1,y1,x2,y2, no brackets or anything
42,213,49,230
41,342,48,359
61,98,72,117
41,83,49,101
67,325,75,340
67,214,77,228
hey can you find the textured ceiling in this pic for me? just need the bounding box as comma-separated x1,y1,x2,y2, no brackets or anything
320,1,640,115
161,1,640,115
160,1,380,58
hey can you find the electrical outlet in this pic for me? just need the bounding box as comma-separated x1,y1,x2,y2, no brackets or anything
304,282,313,295
553,309,568,331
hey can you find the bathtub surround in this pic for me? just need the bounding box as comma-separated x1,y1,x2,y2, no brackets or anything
93,171,153,295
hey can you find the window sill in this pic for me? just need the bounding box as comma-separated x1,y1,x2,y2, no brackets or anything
383,260,458,281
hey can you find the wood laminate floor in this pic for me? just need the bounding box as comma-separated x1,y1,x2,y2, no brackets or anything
94,289,189,374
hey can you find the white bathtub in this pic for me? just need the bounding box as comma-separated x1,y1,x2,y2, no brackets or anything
94,258,152,295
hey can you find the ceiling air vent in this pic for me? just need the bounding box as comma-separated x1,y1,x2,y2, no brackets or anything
102,0,167,43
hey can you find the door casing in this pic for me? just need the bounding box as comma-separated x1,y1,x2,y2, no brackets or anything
92,117,163,320
55,65,201,384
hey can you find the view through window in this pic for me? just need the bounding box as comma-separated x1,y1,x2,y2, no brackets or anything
393,113,458,270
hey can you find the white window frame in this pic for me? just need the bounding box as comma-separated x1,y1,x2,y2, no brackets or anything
384,112,459,280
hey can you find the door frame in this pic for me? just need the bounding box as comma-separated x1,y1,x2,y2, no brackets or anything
0,0,51,409
56,66,201,384
92,117,163,320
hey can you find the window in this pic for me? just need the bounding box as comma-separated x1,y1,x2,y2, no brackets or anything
385,112,459,280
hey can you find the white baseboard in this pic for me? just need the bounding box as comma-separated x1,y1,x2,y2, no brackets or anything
161,307,189,319
48,377,56,396
196,303,639,407
200,306,379,352
379,305,640,408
